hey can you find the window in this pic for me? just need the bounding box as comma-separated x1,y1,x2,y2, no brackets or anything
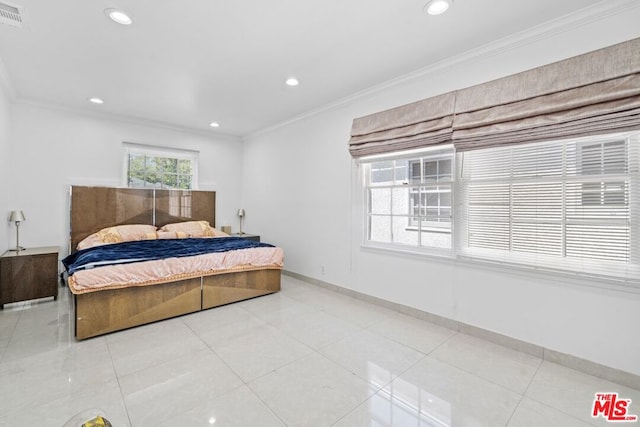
457,133,640,282
408,158,452,229
359,132,640,284
362,147,454,253
123,143,198,190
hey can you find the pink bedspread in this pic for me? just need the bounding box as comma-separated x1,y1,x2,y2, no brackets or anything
68,246,284,294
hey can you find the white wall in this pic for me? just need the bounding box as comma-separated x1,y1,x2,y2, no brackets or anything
8,104,244,258
242,8,640,375
0,80,10,250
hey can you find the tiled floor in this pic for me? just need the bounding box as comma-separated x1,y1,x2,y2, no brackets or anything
0,275,638,426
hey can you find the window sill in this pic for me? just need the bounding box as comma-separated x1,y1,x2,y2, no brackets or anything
404,226,451,234
361,242,454,261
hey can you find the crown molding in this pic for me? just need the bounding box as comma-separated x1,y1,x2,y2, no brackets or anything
245,0,640,140
12,98,242,142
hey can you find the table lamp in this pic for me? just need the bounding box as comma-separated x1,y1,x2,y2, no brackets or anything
237,208,245,235
9,210,26,252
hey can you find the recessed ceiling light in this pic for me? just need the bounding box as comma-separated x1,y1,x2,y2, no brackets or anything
285,77,299,87
424,0,452,15
209,122,220,128
89,97,104,104
105,8,133,25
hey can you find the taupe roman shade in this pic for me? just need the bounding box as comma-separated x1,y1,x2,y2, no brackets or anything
453,37,640,151
348,37,640,157
348,92,455,157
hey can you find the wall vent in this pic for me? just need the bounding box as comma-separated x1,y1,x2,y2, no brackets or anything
0,1,23,28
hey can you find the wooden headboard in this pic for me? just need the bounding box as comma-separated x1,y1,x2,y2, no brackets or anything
70,186,216,251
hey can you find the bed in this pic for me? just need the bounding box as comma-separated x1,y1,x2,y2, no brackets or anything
65,186,282,340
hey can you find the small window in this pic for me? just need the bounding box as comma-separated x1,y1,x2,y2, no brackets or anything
123,143,198,190
362,147,454,253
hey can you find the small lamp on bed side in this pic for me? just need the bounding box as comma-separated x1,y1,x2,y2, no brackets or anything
237,208,245,235
8,210,26,252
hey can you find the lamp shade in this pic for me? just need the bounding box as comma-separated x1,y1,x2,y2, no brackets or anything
9,210,25,222
237,209,245,218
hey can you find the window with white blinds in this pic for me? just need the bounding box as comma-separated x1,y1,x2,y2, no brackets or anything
456,133,640,283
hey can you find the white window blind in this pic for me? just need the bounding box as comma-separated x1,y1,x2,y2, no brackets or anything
456,133,640,283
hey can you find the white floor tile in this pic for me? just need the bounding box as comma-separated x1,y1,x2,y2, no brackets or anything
107,320,210,377
239,292,310,317
251,299,321,324
182,303,257,336
213,322,314,382
0,336,111,379
249,353,376,426
195,316,267,351
1,325,75,362
0,361,119,419
285,284,351,308
431,333,542,394
320,330,426,389
1,380,130,427
267,308,363,350
10,302,72,337
508,397,596,427
279,275,319,295
334,387,454,427
157,385,285,427
120,349,243,426
368,312,456,354
0,311,19,341
104,315,191,346
381,356,522,426
321,297,397,328
526,361,640,427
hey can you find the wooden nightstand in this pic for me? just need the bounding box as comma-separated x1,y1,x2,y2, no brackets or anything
231,233,260,242
0,246,59,308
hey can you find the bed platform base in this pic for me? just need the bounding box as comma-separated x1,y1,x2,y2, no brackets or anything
74,269,281,340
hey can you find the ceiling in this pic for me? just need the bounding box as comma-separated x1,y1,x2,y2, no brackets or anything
0,0,611,136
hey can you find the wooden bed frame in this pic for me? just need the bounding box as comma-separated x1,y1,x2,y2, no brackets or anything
69,186,281,339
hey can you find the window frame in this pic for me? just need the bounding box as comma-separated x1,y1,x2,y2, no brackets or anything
122,142,199,190
357,132,640,287
360,145,455,257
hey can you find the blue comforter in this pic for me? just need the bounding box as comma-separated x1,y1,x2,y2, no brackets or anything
62,237,273,275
